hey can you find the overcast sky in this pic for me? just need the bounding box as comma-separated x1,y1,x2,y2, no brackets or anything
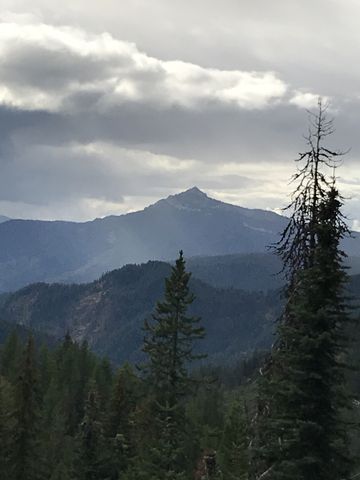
1,0,360,228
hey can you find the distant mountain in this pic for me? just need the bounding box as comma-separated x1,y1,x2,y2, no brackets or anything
0,187,287,291
0,187,358,292
187,253,360,292
0,261,280,364
0,215,10,224
187,253,284,291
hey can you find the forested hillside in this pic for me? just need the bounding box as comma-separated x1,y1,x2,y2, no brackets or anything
0,261,279,364
0,329,265,480
2,257,360,368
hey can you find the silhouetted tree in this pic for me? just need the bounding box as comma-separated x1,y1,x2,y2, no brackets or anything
253,100,353,480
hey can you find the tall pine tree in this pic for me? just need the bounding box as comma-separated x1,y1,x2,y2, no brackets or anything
141,250,205,479
11,336,45,480
253,100,353,480
78,385,107,480
220,399,249,480
0,375,15,478
107,364,141,478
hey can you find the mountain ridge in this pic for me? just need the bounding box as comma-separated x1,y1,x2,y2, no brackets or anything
1,258,360,365
0,187,358,292
0,260,279,364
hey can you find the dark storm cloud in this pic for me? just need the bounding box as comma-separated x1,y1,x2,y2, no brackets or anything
0,44,117,91
1,100,352,166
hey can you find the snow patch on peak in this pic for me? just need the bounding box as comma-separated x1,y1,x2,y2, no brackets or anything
164,187,218,211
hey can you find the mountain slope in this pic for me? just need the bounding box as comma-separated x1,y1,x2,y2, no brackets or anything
0,187,288,292
187,253,360,292
0,261,280,364
1,260,360,365
0,187,358,293
187,253,284,291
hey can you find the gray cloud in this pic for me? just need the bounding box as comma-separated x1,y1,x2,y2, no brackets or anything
3,1,358,95
0,5,359,228
0,22,289,112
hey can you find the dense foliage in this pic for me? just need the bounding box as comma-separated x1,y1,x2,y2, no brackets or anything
0,330,264,479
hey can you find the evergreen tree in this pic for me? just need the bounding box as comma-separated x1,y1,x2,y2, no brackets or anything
11,336,45,480
108,364,138,437
38,343,53,399
78,386,107,480
187,382,224,454
253,101,353,480
54,333,79,434
55,335,95,435
107,364,141,477
45,408,78,480
1,330,21,381
141,250,205,479
94,357,113,412
220,399,249,480
276,99,345,279
0,375,15,478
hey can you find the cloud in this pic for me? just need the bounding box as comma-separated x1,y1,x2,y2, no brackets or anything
289,92,325,109
0,21,289,113
0,131,293,220
0,9,359,227
0,139,203,207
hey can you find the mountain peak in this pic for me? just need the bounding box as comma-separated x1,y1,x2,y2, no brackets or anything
184,186,206,195
161,186,218,211
175,186,209,199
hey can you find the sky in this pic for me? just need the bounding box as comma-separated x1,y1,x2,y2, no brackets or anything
1,0,360,227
